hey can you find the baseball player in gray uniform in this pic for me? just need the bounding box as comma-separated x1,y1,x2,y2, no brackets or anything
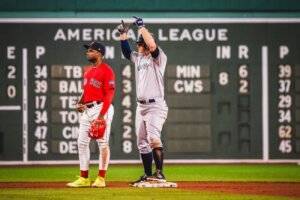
118,16,168,184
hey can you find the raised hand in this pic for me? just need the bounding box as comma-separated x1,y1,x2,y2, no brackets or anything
133,16,144,28
117,20,129,34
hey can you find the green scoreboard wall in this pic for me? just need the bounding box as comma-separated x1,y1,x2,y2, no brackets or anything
0,18,299,164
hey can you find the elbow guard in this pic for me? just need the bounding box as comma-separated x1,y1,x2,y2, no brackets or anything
151,47,159,59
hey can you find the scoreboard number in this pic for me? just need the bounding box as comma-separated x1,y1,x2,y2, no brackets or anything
122,140,133,154
122,125,132,139
121,95,132,108
278,64,291,78
218,72,229,85
278,95,292,108
7,65,16,79
276,57,293,155
35,96,47,109
34,126,48,139
238,65,249,94
34,110,48,124
121,64,134,154
278,125,292,139
279,140,292,153
7,85,17,98
278,80,291,93
34,65,48,78
278,110,292,123
34,80,48,93
34,141,49,154
122,65,132,78
239,65,248,78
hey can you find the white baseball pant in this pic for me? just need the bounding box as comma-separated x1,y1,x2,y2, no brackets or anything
77,103,114,171
135,100,168,154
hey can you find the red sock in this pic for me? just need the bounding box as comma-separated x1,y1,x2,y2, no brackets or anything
80,170,88,178
98,170,106,178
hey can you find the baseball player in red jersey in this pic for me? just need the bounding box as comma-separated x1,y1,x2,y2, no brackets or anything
67,41,115,188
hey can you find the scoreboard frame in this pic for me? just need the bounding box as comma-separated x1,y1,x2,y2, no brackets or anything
0,18,299,165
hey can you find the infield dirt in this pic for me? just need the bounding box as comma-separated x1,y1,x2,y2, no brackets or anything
0,181,299,198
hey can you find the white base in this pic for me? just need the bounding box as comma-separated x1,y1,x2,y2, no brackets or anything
132,181,177,188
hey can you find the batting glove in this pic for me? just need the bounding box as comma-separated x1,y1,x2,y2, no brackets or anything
133,16,144,28
117,20,128,34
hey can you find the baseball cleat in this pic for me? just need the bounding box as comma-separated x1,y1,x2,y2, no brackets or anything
147,170,166,183
130,174,149,186
66,176,91,187
92,176,106,187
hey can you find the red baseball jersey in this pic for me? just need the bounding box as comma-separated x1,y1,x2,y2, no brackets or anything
82,62,115,115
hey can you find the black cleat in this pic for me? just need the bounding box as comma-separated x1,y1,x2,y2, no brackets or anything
153,170,165,179
147,170,166,182
130,174,149,185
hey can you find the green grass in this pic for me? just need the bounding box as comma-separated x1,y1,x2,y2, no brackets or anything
0,164,300,182
0,188,296,200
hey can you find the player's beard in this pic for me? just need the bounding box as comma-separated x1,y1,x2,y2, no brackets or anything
88,57,97,64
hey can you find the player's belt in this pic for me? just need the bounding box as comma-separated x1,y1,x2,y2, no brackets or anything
85,101,102,108
137,98,156,104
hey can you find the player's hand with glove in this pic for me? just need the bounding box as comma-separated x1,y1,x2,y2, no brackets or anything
117,20,129,34
133,16,144,28
89,117,106,139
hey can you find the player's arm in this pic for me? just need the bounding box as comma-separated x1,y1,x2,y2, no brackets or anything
77,93,84,104
76,86,86,113
134,16,159,58
98,68,115,119
120,37,132,60
138,27,157,53
118,21,132,60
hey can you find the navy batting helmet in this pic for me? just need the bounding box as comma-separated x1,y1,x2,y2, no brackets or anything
136,33,155,49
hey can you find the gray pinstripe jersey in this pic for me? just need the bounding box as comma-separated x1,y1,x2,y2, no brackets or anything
130,47,167,100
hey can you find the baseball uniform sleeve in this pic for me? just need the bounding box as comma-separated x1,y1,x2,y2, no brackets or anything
130,51,139,63
121,40,132,60
153,47,167,68
99,67,115,116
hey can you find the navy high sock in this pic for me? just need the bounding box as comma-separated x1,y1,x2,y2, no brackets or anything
153,147,164,171
141,152,153,176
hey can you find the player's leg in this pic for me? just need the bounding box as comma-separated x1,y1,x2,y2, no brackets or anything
152,147,164,177
67,111,91,187
93,105,114,187
140,121,153,177
133,106,153,183
146,112,167,181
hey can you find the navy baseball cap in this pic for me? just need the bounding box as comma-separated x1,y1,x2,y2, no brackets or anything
84,41,105,56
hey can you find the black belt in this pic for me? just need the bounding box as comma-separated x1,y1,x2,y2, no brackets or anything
85,101,102,108
137,99,155,104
